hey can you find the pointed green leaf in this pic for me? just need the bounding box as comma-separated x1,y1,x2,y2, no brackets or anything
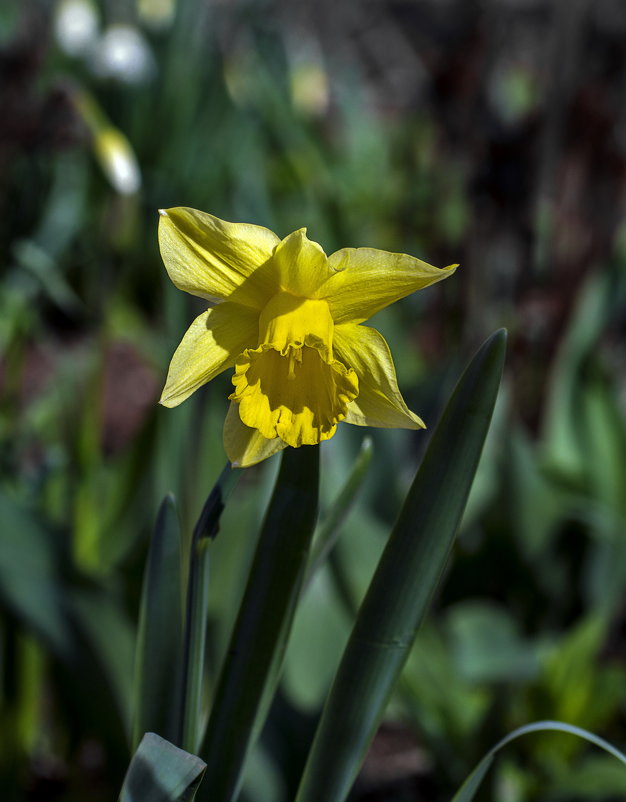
542,271,610,481
132,495,184,749
119,733,206,802
295,329,507,802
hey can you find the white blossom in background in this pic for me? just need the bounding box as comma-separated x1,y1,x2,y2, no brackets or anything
90,25,155,84
55,0,99,57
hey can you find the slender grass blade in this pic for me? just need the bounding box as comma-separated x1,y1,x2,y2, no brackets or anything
451,720,626,802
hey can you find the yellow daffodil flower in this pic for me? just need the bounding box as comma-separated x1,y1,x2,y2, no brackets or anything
159,207,457,467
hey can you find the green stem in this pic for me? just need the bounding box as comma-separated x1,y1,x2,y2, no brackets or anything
177,463,240,753
200,445,319,802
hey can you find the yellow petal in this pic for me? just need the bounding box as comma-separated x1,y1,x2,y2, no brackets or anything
333,323,425,429
230,344,358,447
160,302,259,407
158,207,280,309
272,228,335,298
323,247,457,324
223,402,286,467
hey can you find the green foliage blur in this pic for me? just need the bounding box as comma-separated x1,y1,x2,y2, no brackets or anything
1,0,626,799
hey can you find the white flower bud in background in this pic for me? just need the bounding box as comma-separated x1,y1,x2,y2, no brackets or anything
90,25,155,84
54,0,99,57
94,129,142,195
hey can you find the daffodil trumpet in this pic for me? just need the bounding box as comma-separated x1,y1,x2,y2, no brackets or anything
159,207,457,467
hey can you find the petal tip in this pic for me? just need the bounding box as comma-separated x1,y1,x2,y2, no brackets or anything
158,208,168,217
287,226,309,244
158,393,177,408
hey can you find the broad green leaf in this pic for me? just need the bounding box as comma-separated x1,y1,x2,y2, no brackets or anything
542,271,610,482
295,329,506,802
132,495,184,749
446,600,540,684
200,445,319,802
119,732,206,802
451,721,626,802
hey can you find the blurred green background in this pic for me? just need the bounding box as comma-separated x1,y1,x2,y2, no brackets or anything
1,0,626,799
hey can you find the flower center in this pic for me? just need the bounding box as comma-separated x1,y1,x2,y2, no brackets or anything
229,292,359,447
258,291,334,359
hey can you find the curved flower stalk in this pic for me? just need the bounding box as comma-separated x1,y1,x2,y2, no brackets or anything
159,207,457,467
